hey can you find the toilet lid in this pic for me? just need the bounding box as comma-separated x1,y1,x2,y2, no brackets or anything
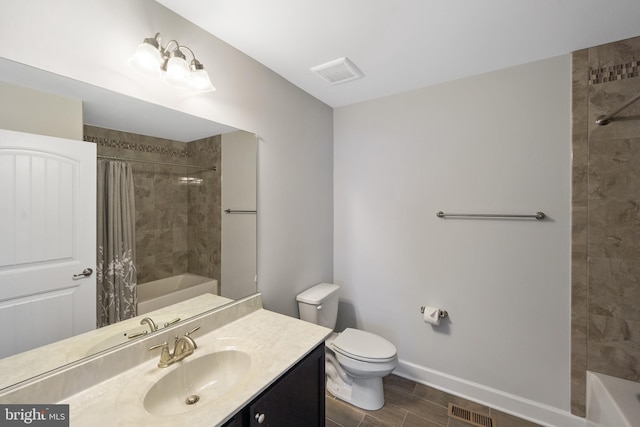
331,328,396,362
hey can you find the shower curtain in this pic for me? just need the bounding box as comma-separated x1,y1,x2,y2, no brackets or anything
97,160,137,327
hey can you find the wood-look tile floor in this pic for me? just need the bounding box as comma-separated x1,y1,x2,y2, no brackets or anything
325,375,543,427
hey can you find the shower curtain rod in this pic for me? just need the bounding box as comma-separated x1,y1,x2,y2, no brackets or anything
97,154,216,171
595,91,640,126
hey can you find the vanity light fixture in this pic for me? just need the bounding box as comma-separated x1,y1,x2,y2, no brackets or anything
129,33,216,93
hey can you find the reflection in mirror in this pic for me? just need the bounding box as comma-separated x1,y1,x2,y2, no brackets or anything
87,125,257,323
0,294,233,391
0,57,258,390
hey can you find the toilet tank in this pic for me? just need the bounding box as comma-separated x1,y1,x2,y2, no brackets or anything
296,283,340,330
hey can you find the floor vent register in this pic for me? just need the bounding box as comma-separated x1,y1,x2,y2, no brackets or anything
448,403,496,427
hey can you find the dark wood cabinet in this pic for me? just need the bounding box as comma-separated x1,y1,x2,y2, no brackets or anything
221,412,244,427
221,342,325,427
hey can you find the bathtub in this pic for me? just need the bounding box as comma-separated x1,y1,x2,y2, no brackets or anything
137,274,219,315
586,371,640,427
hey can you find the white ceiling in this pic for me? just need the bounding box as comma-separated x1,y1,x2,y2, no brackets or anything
156,0,640,107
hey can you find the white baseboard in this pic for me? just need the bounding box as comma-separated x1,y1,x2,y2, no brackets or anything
393,359,586,427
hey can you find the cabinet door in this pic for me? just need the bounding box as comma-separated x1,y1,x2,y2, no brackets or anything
221,412,244,427
249,343,325,427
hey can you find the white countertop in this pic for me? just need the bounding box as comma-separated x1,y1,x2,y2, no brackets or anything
63,308,331,427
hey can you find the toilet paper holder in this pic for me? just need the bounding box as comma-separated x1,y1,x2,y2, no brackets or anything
420,306,448,318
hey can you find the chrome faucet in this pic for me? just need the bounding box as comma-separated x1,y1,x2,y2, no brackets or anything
148,326,200,368
140,317,158,332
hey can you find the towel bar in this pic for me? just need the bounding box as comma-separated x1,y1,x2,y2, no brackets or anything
436,211,545,220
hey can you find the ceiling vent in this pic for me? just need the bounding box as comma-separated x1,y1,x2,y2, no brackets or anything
311,57,363,85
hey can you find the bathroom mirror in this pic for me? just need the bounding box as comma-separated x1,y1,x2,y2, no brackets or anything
0,57,258,390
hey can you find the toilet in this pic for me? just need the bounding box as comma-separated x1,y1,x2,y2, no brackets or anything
297,283,398,410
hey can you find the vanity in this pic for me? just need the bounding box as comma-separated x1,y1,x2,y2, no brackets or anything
0,294,332,427
222,343,325,427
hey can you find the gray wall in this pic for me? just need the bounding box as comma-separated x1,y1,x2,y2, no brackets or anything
334,55,572,424
0,81,82,139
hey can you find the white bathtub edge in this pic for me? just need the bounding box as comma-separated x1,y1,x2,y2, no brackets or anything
137,274,219,315
586,371,640,427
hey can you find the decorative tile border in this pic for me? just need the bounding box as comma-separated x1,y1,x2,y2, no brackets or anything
589,60,640,84
186,142,220,159
84,135,218,159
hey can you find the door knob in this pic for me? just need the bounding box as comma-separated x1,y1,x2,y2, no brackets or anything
73,268,93,279
254,412,265,424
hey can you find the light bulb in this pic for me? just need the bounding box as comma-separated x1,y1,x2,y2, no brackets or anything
128,39,163,78
163,51,191,89
190,68,216,92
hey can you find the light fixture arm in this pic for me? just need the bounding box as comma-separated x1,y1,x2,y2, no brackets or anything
146,33,162,50
177,45,196,60
158,39,186,71
175,45,206,71
163,39,180,55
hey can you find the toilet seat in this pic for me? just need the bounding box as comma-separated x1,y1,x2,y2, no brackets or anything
331,328,397,363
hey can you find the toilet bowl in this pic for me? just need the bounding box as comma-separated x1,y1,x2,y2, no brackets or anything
296,283,398,410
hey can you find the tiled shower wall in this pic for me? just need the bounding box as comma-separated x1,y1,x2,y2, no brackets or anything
84,126,221,284
571,36,640,416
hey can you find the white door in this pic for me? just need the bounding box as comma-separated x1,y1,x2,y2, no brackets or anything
0,128,96,358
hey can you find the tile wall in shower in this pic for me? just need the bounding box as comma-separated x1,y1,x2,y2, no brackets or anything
85,125,221,284
571,35,640,416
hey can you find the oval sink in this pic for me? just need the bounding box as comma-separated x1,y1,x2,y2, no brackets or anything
143,350,251,416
